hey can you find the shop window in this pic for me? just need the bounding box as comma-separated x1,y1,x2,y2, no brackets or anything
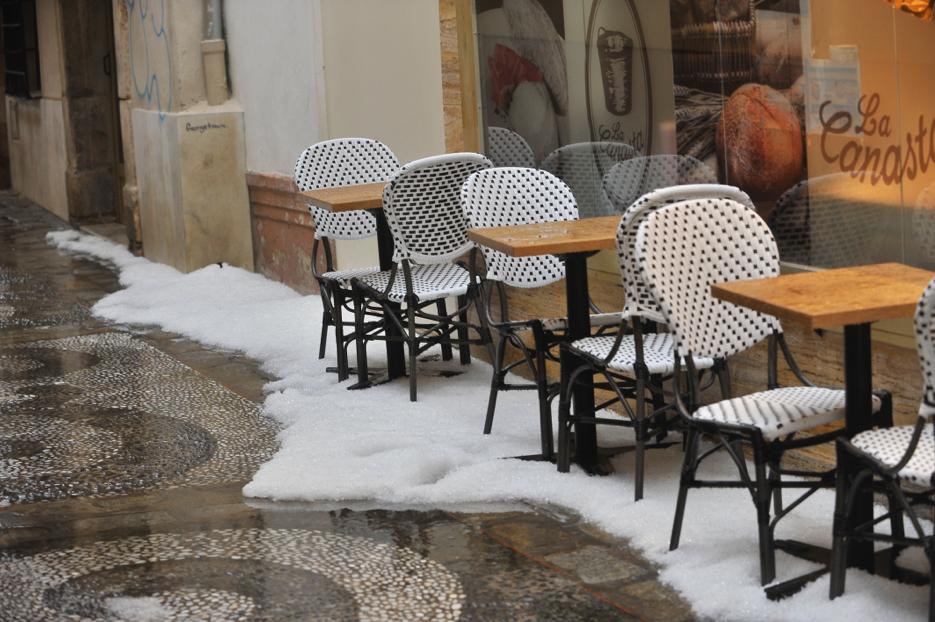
472,0,935,272
3,0,41,98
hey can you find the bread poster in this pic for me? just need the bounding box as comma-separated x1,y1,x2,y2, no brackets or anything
669,0,807,202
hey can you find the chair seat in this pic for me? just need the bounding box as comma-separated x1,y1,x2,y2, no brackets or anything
569,332,715,375
694,387,883,441
539,312,624,332
321,266,381,287
356,263,475,303
852,423,934,487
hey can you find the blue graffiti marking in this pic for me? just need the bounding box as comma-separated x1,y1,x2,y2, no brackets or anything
125,0,172,122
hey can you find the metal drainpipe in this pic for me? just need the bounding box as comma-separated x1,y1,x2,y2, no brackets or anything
202,0,229,105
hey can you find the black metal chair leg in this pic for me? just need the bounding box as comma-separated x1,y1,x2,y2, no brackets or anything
533,327,553,459
436,299,454,361
634,372,647,502
407,304,419,402
557,387,572,473
318,311,331,359
483,335,507,435
829,455,850,599
670,428,698,550
332,290,349,381
352,288,370,384
456,295,472,365
769,459,784,515
753,441,776,586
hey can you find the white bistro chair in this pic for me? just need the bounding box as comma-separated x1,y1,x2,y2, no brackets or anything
294,138,399,380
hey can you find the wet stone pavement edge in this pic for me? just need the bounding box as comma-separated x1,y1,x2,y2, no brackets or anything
0,192,695,621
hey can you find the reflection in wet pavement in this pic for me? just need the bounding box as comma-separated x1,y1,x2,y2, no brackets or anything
0,193,694,620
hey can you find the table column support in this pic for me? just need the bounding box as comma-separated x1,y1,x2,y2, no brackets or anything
563,254,597,472
842,322,874,571
375,209,406,380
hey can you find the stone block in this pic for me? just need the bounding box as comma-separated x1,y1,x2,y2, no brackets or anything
133,105,254,273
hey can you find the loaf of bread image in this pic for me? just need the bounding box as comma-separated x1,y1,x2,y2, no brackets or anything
716,83,803,201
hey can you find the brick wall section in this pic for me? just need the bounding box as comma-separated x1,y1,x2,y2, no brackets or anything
247,171,328,294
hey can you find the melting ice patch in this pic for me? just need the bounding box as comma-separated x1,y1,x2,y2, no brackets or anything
47,229,931,621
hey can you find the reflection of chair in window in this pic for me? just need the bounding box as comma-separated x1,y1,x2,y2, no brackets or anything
602,155,717,212
540,141,637,218
911,182,935,266
768,175,882,268
486,127,537,169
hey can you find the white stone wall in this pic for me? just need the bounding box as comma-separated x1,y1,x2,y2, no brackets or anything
224,0,326,176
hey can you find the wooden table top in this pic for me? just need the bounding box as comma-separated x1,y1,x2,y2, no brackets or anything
467,215,621,257
712,262,935,330
300,182,386,212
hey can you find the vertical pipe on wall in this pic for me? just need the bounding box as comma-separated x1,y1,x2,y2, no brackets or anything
202,0,229,105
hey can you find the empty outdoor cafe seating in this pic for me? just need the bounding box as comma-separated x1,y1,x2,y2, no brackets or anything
352,153,492,401
830,277,935,614
460,166,622,459
634,197,892,586
556,185,752,501
294,138,400,380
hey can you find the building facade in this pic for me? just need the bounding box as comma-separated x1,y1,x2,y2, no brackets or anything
4,0,935,431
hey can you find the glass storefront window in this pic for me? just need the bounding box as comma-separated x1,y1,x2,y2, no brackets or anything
473,0,935,270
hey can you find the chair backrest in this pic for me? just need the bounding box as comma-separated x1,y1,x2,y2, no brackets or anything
635,198,781,360
461,167,577,288
383,152,492,264
540,141,638,218
486,127,536,169
603,155,717,213
617,185,755,323
294,138,400,241
769,174,880,268
914,276,935,421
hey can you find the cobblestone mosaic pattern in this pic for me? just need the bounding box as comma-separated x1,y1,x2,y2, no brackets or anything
0,265,90,330
0,332,279,504
0,528,465,621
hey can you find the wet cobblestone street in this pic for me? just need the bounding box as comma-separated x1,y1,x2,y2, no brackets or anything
0,194,694,621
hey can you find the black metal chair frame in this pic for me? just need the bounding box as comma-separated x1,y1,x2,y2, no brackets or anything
829,414,933,613
557,317,721,500
352,255,489,402
475,271,617,461
668,331,894,587
311,236,386,380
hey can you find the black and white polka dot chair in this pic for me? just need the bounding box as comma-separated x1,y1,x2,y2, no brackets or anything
486,127,536,169
768,174,882,269
830,278,935,610
540,141,638,218
634,198,892,587
353,153,493,401
294,138,400,380
460,167,623,459
602,155,717,213
556,185,752,500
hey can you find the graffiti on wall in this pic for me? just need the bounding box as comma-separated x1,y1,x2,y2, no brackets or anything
126,0,172,121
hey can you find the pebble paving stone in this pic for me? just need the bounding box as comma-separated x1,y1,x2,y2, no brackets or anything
0,193,696,621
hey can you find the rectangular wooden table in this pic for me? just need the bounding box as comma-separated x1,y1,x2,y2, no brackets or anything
468,216,621,473
301,182,406,385
712,262,935,594
302,182,385,213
